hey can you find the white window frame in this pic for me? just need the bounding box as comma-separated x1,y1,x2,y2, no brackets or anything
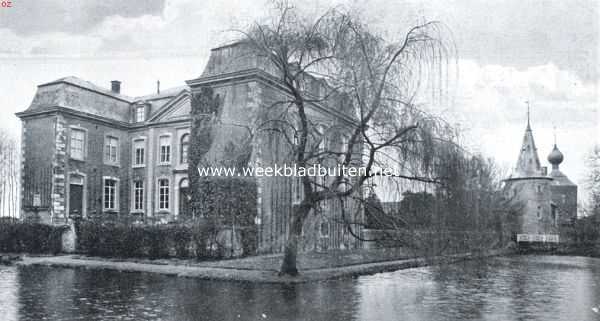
131,180,144,212
104,135,119,165
320,220,330,238
180,133,190,164
102,176,119,212
340,134,349,154
158,134,172,165
292,176,303,205
132,137,146,168
135,105,145,122
69,127,86,161
316,124,327,152
157,178,170,211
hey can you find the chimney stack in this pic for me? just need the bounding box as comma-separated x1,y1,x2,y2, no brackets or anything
157,80,160,94
111,80,121,94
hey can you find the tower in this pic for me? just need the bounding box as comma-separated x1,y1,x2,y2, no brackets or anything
504,106,556,237
547,140,578,232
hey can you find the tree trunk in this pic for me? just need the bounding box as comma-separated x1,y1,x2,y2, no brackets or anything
280,204,310,276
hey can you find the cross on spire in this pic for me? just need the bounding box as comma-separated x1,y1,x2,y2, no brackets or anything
525,100,530,127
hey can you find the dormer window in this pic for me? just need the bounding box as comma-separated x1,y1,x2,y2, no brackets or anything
135,105,145,122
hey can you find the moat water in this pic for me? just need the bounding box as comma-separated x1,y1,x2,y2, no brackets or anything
0,255,599,321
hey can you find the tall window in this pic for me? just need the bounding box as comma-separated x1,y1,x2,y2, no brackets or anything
105,136,119,163
317,125,327,152
103,178,118,210
292,177,303,204
135,106,145,122
158,179,170,210
70,129,85,160
340,134,349,154
133,139,145,166
159,135,171,164
180,134,190,164
133,180,144,211
320,221,330,237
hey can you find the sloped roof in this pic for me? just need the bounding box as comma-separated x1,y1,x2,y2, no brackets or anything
40,76,134,102
513,122,543,178
549,169,576,186
24,76,190,124
134,85,189,102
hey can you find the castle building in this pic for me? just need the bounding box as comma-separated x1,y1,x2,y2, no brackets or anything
16,42,362,253
504,114,577,242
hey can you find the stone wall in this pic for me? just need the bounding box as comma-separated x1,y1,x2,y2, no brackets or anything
506,177,557,235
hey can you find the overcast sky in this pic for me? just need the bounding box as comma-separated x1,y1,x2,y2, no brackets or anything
0,0,598,202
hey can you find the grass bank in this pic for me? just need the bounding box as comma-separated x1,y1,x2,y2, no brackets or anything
14,248,511,283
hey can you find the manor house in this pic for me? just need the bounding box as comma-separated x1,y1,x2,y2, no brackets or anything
16,42,362,253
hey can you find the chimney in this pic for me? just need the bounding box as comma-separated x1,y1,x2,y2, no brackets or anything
111,80,121,94
157,80,160,94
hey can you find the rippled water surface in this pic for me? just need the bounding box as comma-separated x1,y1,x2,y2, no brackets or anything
0,255,599,320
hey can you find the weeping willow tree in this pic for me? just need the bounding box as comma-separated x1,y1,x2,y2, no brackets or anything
237,2,456,275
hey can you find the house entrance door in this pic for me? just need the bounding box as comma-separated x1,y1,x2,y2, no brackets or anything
69,184,83,218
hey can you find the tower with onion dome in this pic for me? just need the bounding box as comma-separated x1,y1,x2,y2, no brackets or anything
504,105,557,241
547,139,578,233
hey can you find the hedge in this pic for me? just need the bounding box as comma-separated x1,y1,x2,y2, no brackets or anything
76,220,257,260
0,221,66,254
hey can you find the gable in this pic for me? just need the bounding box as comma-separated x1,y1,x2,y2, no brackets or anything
148,91,191,123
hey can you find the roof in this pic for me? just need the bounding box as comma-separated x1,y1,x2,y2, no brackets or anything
21,76,190,124
40,76,189,103
512,122,543,178
134,86,189,102
549,169,576,186
39,76,135,102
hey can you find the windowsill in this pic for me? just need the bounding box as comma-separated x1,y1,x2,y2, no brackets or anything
103,209,119,214
70,157,85,162
158,162,171,166
175,163,188,171
104,162,120,167
130,210,145,215
157,210,171,214
132,164,146,169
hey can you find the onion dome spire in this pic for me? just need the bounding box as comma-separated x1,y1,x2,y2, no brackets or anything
547,144,564,169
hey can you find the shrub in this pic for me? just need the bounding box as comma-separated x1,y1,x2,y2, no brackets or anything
75,220,231,260
0,221,67,254
145,225,170,259
171,225,193,258
240,226,258,256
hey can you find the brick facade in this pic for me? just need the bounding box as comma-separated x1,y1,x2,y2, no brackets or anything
16,42,363,253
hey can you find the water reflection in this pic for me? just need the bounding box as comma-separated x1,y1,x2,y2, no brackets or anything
355,256,600,321
0,255,598,321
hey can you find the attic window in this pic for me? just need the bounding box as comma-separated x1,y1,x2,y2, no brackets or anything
135,105,145,122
